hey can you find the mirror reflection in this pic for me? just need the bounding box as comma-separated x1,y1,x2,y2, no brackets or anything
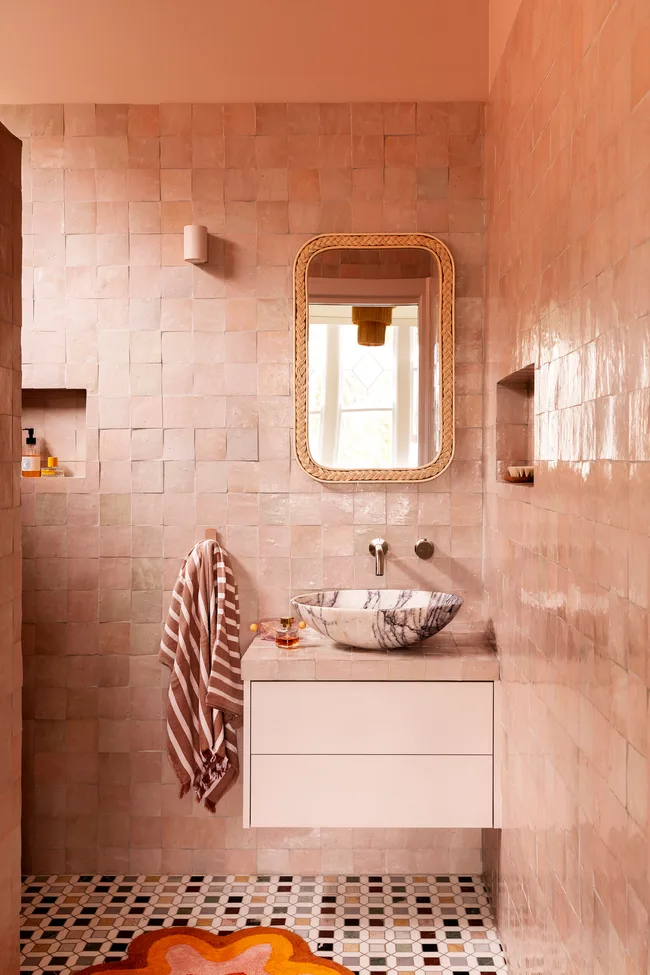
307,247,440,470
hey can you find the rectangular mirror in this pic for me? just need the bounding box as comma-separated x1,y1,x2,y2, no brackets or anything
294,234,455,482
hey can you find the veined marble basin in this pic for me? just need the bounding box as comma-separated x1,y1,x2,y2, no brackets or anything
291,589,463,650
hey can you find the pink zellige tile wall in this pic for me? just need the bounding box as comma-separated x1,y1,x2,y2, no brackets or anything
0,121,22,975
484,0,650,972
1,101,486,874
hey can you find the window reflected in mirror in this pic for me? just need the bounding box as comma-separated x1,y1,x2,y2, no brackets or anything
307,248,439,471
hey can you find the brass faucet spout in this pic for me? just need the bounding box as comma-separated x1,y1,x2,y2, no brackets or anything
369,538,389,577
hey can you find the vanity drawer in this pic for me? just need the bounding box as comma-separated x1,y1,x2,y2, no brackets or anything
249,754,493,828
250,680,493,756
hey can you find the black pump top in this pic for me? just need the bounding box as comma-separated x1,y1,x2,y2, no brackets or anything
23,427,36,445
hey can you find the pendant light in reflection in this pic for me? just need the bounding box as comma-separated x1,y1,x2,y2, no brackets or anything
352,306,393,347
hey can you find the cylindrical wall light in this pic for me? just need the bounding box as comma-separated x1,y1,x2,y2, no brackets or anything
184,225,208,264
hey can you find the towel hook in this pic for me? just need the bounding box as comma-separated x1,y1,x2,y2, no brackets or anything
204,528,217,541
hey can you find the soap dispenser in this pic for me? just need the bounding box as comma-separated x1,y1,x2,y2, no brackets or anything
21,428,41,477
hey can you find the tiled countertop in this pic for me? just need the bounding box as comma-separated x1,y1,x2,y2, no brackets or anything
241,630,499,681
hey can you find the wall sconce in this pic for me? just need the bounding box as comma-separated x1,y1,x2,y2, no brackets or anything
184,225,208,265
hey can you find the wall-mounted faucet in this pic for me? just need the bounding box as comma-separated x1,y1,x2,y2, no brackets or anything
369,538,389,576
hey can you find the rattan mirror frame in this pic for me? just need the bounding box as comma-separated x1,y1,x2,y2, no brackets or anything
293,232,455,482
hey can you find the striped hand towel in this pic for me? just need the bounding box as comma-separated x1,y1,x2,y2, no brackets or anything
159,539,243,812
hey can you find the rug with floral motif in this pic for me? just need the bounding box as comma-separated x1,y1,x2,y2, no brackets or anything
79,926,353,975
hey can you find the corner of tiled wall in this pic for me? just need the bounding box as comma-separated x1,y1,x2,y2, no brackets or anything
0,118,23,975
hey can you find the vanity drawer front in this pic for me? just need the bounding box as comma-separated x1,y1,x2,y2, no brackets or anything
250,754,493,828
250,681,493,755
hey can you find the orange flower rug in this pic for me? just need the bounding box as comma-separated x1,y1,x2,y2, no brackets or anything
78,926,354,975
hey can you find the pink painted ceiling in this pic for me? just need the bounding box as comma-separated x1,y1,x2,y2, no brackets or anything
0,0,490,103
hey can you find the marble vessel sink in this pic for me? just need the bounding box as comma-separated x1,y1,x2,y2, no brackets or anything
291,589,463,650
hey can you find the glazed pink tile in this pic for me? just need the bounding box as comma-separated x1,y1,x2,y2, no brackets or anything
8,95,516,890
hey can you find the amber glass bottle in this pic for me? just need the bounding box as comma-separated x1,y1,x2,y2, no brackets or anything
275,616,300,649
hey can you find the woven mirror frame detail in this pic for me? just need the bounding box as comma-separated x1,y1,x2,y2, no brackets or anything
293,232,455,483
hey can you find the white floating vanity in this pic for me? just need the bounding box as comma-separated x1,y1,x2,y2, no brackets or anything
242,632,500,831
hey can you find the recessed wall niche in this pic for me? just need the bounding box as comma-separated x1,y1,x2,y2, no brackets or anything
21,388,87,477
496,365,534,483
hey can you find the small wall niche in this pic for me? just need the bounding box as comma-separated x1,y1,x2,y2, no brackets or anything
22,388,87,477
496,365,534,483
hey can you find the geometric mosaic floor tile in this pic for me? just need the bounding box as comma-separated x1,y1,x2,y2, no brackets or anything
20,875,508,974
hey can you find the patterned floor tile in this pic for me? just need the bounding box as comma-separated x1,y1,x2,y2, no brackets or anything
20,875,507,974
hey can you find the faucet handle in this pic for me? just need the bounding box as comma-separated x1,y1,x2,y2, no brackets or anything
414,537,434,560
